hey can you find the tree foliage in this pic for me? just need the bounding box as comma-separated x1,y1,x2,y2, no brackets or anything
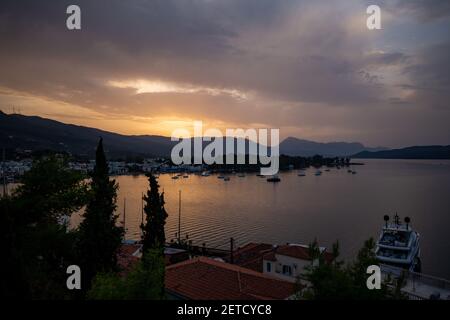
77,138,124,291
141,173,168,253
1,155,87,299
88,249,165,300
301,238,407,300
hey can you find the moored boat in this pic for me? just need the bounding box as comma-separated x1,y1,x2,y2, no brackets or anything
375,214,421,272
266,175,281,182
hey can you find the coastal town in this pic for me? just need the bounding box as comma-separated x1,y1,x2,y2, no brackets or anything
0,154,355,184
119,238,450,300
2,148,450,300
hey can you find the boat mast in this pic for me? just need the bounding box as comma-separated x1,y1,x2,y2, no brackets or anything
141,192,144,225
123,197,126,241
2,148,6,198
178,190,181,244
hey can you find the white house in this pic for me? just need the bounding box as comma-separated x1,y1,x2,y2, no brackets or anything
262,244,333,283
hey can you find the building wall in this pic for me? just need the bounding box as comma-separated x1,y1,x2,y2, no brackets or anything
263,254,315,283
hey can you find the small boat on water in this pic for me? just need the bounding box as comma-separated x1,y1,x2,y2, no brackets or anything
183,175,189,178
375,214,421,272
201,171,210,177
171,176,179,180
218,175,225,179
298,172,306,177
223,177,230,181
351,171,357,174
267,175,281,182
237,173,245,178
315,170,322,176
347,169,353,173
325,168,330,172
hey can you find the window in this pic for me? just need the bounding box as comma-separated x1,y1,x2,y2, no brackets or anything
266,262,271,272
282,265,292,276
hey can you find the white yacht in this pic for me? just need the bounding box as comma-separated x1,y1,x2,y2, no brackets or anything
375,214,421,272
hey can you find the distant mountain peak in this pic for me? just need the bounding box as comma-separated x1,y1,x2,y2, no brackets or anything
353,145,450,159
279,136,385,157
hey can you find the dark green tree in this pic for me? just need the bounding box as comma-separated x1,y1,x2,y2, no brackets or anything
126,248,165,299
1,155,87,299
14,155,87,225
301,238,406,300
307,238,322,266
141,173,168,253
87,248,165,300
77,138,124,291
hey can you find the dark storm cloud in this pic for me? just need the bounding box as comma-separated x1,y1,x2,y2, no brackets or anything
368,0,450,22
0,0,387,108
364,52,409,66
393,0,450,22
402,42,450,109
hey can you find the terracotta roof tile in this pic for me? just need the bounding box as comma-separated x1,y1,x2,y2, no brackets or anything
272,245,311,260
230,243,273,272
234,243,335,267
117,244,141,275
166,257,297,300
271,245,335,263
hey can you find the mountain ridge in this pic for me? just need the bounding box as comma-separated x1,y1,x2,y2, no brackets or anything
352,145,450,159
0,111,404,158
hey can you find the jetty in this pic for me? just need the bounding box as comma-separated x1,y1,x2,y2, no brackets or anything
381,264,450,300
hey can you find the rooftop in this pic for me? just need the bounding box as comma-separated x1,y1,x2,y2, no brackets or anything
117,243,140,275
229,242,274,272
231,242,334,270
166,257,297,300
264,244,334,263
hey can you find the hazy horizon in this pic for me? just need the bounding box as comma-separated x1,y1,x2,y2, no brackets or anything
0,108,432,149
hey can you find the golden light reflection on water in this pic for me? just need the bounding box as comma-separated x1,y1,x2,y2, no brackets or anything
9,159,450,278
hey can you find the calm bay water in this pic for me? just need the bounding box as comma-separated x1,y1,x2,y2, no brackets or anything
70,159,450,279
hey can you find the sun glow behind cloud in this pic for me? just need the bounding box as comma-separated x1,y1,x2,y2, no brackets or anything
107,79,249,100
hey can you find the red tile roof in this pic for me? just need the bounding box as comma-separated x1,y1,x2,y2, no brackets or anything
267,245,311,260
263,244,334,263
117,244,140,275
232,243,334,269
166,257,297,300
230,243,274,272
262,251,277,261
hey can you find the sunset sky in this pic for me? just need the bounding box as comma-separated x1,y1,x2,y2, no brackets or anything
0,0,449,147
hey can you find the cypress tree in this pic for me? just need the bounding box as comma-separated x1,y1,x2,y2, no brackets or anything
77,138,124,291
141,173,168,253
